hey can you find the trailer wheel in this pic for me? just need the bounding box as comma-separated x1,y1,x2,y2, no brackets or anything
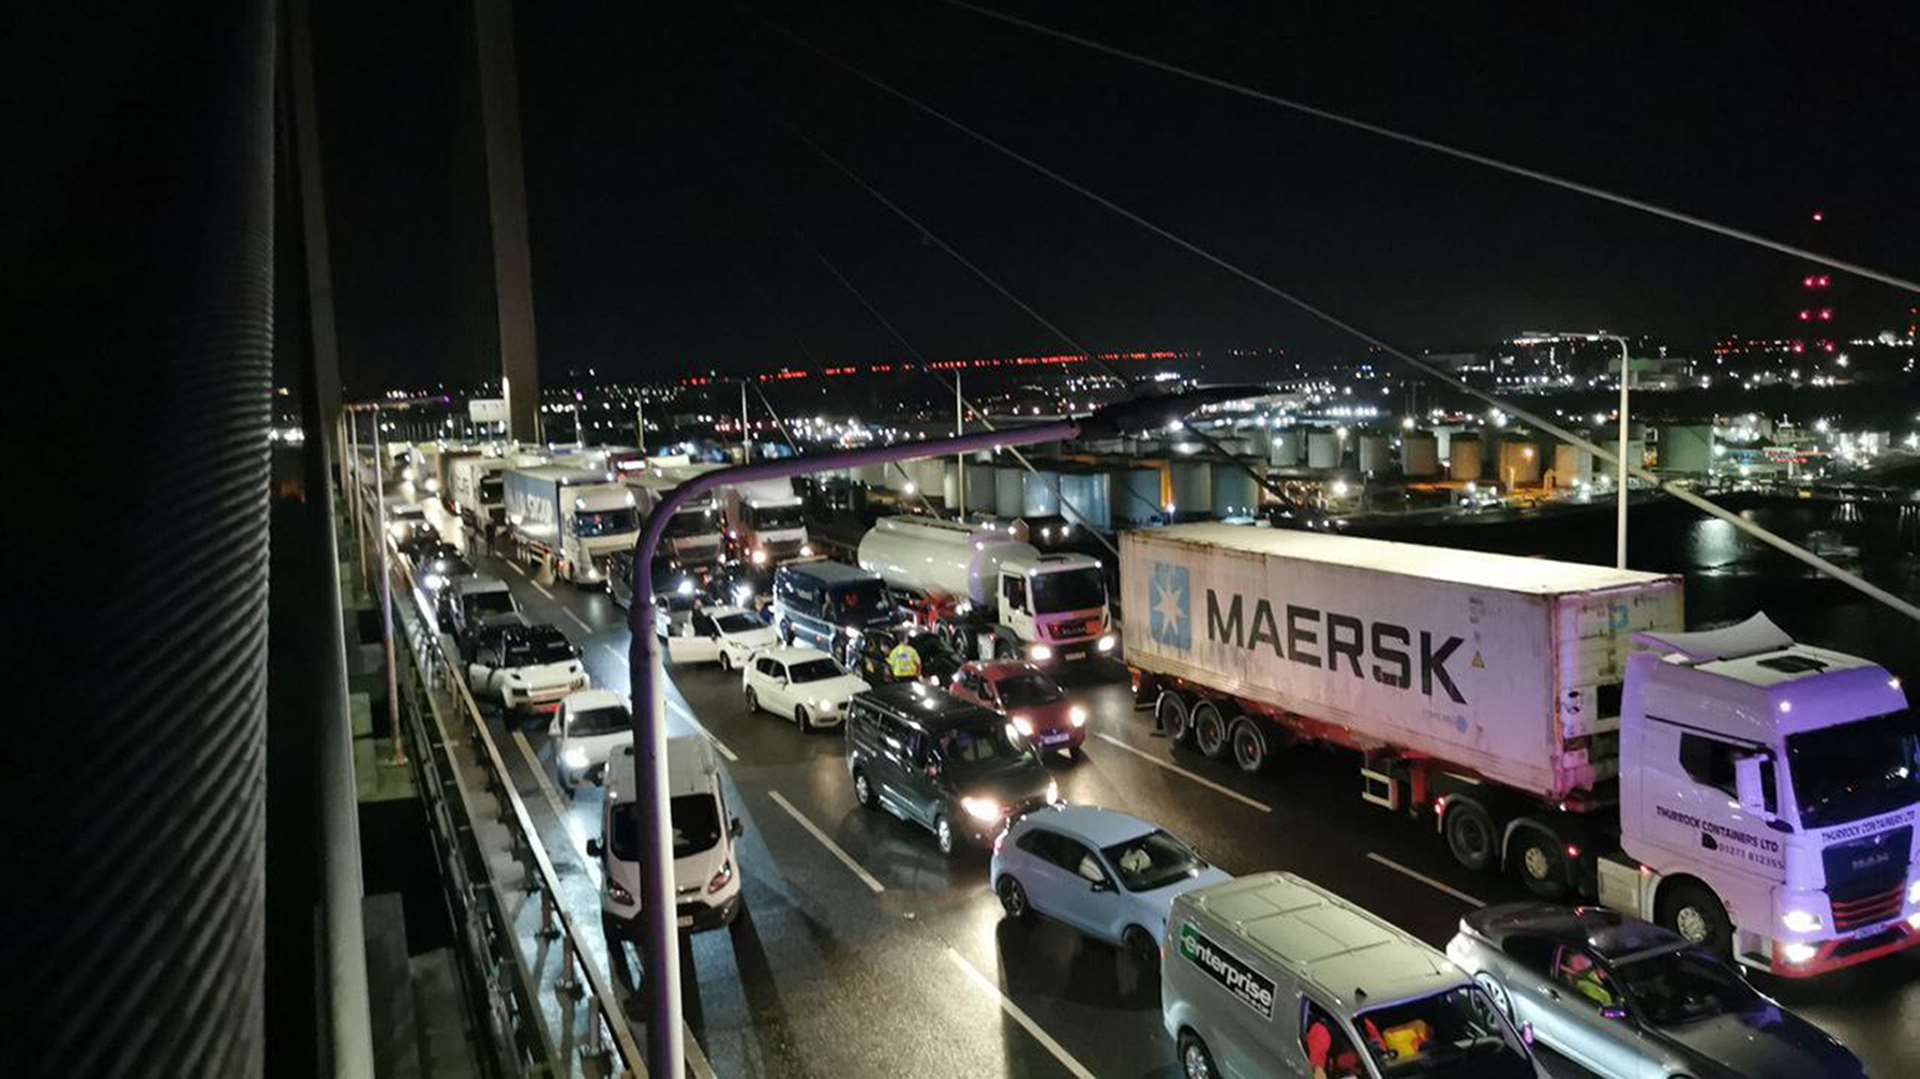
1191,701,1230,759
1658,880,1733,958
1155,692,1193,744
1444,800,1497,872
1510,829,1570,899
1229,718,1268,774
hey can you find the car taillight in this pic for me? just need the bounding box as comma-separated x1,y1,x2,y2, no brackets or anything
707,860,734,894
607,878,634,905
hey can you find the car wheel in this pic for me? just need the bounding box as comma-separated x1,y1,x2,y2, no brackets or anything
718,652,732,672
1229,717,1267,773
1177,1030,1218,1079
1512,830,1571,900
1444,799,1498,873
1156,692,1193,744
745,687,760,716
1473,971,1513,1019
778,621,795,647
1123,925,1159,968
1192,701,1229,759
853,769,877,810
934,815,956,856
1659,880,1734,958
795,705,812,733
997,876,1030,921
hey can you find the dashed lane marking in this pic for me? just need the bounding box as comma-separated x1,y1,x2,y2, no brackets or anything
531,579,556,601
561,608,593,634
594,645,738,762
1094,733,1272,813
767,790,884,895
1367,852,1484,907
944,948,1097,1079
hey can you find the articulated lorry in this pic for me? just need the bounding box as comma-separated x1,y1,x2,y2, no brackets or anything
502,465,639,586
858,515,1116,664
723,477,811,567
626,461,727,567
1125,522,1919,977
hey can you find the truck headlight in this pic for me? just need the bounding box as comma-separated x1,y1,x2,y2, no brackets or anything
561,747,589,771
1781,942,1818,964
424,572,446,589
1781,910,1823,934
751,548,768,565
1096,634,1116,653
1028,643,1053,661
800,544,814,557
960,796,1004,823
1068,705,1087,728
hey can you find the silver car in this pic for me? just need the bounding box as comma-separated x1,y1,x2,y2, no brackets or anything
1446,903,1862,1079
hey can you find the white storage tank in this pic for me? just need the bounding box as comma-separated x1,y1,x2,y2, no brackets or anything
855,461,891,486
1021,468,1061,517
1663,424,1714,474
1306,431,1340,469
1357,433,1391,475
1553,443,1592,488
963,462,996,514
1449,434,1482,481
1401,432,1440,477
994,466,1025,517
1058,472,1112,532
1497,438,1542,487
1119,467,1164,525
1270,428,1303,467
1170,460,1213,516
1211,464,1259,518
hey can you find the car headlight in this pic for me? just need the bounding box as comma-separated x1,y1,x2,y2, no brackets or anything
733,584,754,604
1028,643,1053,661
814,698,836,711
1781,942,1818,964
424,573,446,589
561,747,590,771
1045,779,1060,805
1068,705,1087,727
800,544,814,557
1011,715,1034,737
677,578,695,596
1909,880,1920,906
1781,910,1823,934
960,796,1004,823
751,548,768,565
707,859,734,895
1096,634,1116,653
845,627,862,641
607,877,633,905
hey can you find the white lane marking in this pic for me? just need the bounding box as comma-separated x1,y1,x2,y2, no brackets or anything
767,790,884,894
1367,852,1484,907
508,561,527,576
944,948,1096,1079
562,608,593,634
1094,733,1272,813
512,730,601,886
592,642,739,762
531,579,556,601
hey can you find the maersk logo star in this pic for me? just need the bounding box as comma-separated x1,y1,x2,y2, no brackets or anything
1148,562,1191,649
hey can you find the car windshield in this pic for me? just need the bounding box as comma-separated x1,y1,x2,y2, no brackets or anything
504,631,576,666
466,590,516,617
830,580,890,622
611,795,721,861
1787,710,1920,828
748,503,805,531
663,507,717,538
1355,986,1534,1078
567,705,629,738
716,613,763,634
1614,947,1761,1026
1030,567,1107,614
940,722,1039,777
575,507,637,537
787,658,842,683
998,672,1064,709
1101,830,1204,892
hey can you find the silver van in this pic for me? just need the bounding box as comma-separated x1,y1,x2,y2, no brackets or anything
1162,872,1541,1079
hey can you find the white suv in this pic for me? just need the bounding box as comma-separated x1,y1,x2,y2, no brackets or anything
742,646,868,732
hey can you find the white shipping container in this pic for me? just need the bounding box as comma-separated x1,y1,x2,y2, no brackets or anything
1122,524,1682,800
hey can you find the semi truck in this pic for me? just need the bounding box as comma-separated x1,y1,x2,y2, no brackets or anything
502,465,639,586
626,461,727,567
857,515,1116,664
723,477,811,568
1124,523,1919,977
450,455,509,528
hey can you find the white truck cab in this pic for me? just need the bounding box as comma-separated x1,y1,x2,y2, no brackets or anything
589,740,745,938
724,478,811,567
1605,613,1920,977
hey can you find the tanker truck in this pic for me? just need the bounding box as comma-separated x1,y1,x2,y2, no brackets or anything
1126,522,1920,978
502,465,639,586
857,515,1116,664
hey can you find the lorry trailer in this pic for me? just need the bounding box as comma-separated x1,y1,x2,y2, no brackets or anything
1124,523,1919,977
502,465,640,586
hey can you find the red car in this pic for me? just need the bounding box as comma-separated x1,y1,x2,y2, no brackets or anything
950,661,1088,755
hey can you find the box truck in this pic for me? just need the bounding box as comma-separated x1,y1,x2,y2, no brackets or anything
626,460,727,568
858,515,1115,664
1125,523,1919,977
449,454,505,526
722,477,811,567
502,465,639,586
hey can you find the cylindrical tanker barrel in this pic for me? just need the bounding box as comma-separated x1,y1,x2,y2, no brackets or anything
1357,434,1390,474
856,515,1038,607
1306,431,1340,469
1449,434,1482,481
1401,432,1440,477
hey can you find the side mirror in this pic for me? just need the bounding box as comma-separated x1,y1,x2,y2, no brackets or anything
1519,1021,1534,1046
729,818,744,839
585,838,603,859
1734,753,1771,816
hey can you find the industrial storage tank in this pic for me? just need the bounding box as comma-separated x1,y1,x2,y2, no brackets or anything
1663,424,1714,475
1169,460,1214,516
1021,468,1061,517
1270,428,1303,467
1057,471,1112,532
1306,431,1340,469
1449,434,1482,481
1211,464,1259,518
964,462,997,514
994,465,1025,517
1497,438,1542,487
854,461,891,486
1357,433,1391,475
1118,467,1164,525
1401,432,1440,477
1553,443,1592,488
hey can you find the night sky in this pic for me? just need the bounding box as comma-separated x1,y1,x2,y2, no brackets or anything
313,2,1919,391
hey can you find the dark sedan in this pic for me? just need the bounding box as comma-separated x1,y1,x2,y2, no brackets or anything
1447,903,1862,1078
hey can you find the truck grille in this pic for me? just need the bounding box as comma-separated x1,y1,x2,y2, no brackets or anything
1824,825,1911,932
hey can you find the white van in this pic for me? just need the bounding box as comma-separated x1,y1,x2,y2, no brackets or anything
1162,872,1541,1079
588,739,744,938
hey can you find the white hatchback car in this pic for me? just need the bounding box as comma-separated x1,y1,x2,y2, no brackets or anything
663,605,778,671
550,689,632,789
742,646,868,732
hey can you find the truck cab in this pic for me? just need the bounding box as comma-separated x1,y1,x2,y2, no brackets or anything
503,465,640,586
724,478,811,568
626,466,726,566
990,552,1116,664
1607,613,1920,977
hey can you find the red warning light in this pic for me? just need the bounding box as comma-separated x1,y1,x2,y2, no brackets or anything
1799,310,1812,321
1818,309,1833,321
1811,211,1825,222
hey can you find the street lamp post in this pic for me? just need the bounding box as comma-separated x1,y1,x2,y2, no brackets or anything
624,389,1251,1078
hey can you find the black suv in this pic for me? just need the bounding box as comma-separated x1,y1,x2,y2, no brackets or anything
845,682,1058,856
